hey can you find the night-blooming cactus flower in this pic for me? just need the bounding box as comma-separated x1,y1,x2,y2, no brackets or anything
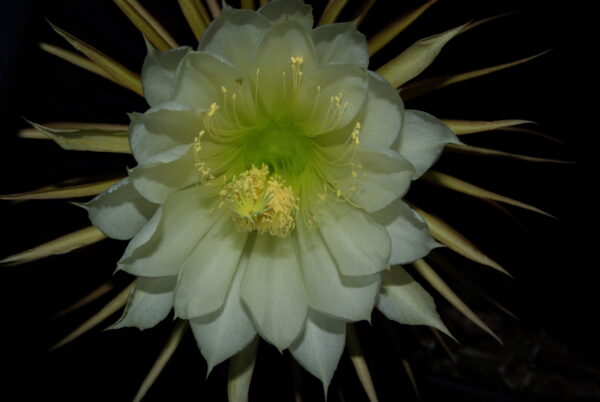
82,0,459,391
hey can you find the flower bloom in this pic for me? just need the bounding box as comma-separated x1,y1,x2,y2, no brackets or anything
83,0,459,389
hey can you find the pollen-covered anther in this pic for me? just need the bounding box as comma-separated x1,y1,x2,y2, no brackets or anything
220,164,299,237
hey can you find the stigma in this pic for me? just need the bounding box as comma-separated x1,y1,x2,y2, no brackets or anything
219,164,299,237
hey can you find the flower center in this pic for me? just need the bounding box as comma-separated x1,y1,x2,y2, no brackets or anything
219,164,298,237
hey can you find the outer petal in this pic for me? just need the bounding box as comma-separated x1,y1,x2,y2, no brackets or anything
358,71,405,149
341,147,414,213
174,218,248,319
198,8,271,70
241,234,308,351
83,178,157,240
118,186,217,277
371,199,440,265
296,222,380,322
377,266,451,336
319,201,391,276
111,276,176,330
129,145,196,204
190,257,257,372
171,51,246,112
310,22,368,68
290,310,345,394
251,20,318,119
141,43,191,107
129,103,202,164
258,0,313,29
393,110,461,178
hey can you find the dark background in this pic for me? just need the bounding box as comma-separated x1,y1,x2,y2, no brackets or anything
1,0,596,401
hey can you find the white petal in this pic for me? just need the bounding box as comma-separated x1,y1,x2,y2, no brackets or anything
129,145,196,204
371,199,440,265
198,8,271,70
118,186,217,277
296,63,368,135
358,71,405,149
190,256,257,372
290,310,345,394
129,103,203,164
258,0,313,29
83,178,157,240
343,147,414,213
251,20,318,119
319,201,391,276
111,276,176,330
172,51,245,112
377,266,451,336
142,43,191,107
296,222,380,321
393,110,461,178
241,234,308,351
175,218,248,319
310,22,368,68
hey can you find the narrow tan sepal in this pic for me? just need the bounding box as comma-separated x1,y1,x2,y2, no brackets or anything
413,259,502,343
367,0,437,55
132,320,189,402
377,23,466,88
1,226,106,266
48,21,143,95
177,0,208,39
53,281,117,318
26,120,131,154
0,177,120,201
413,207,510,276
50,283,133,350
113,0,177,50
351,0,377,27
346,324,379,402
39,43,120,85
445,143,573,164
206,0,221,18
442,119,532,135
422,170,553,217
227,337,259,402
402,51,550,100
318,0,349,26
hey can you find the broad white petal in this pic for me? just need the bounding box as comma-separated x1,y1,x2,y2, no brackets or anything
358,71,405,149
112,276,176,330
377,266,451,336
175,218,248,319
290,310,345,394
310,22,368,68
129,145,196,204
393,110,461,178
342,147,414,213
190,255,257,372
142,44,191,107
118,186,217,277
296,63,368,135
129,102,203,164
172,51,245,112
319,200,391,277
198,8,271,70
371,199,440,265
251,20,318,119
258,0,313,29
83,178,157,240
296,222,379,321
241,234,308,351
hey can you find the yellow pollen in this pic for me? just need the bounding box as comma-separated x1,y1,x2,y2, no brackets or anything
208,102,219,117
220,164,299,237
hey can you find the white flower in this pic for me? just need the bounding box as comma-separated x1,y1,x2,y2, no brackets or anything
82,0,459,391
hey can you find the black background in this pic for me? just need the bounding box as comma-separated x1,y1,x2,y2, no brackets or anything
1,0,597,401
